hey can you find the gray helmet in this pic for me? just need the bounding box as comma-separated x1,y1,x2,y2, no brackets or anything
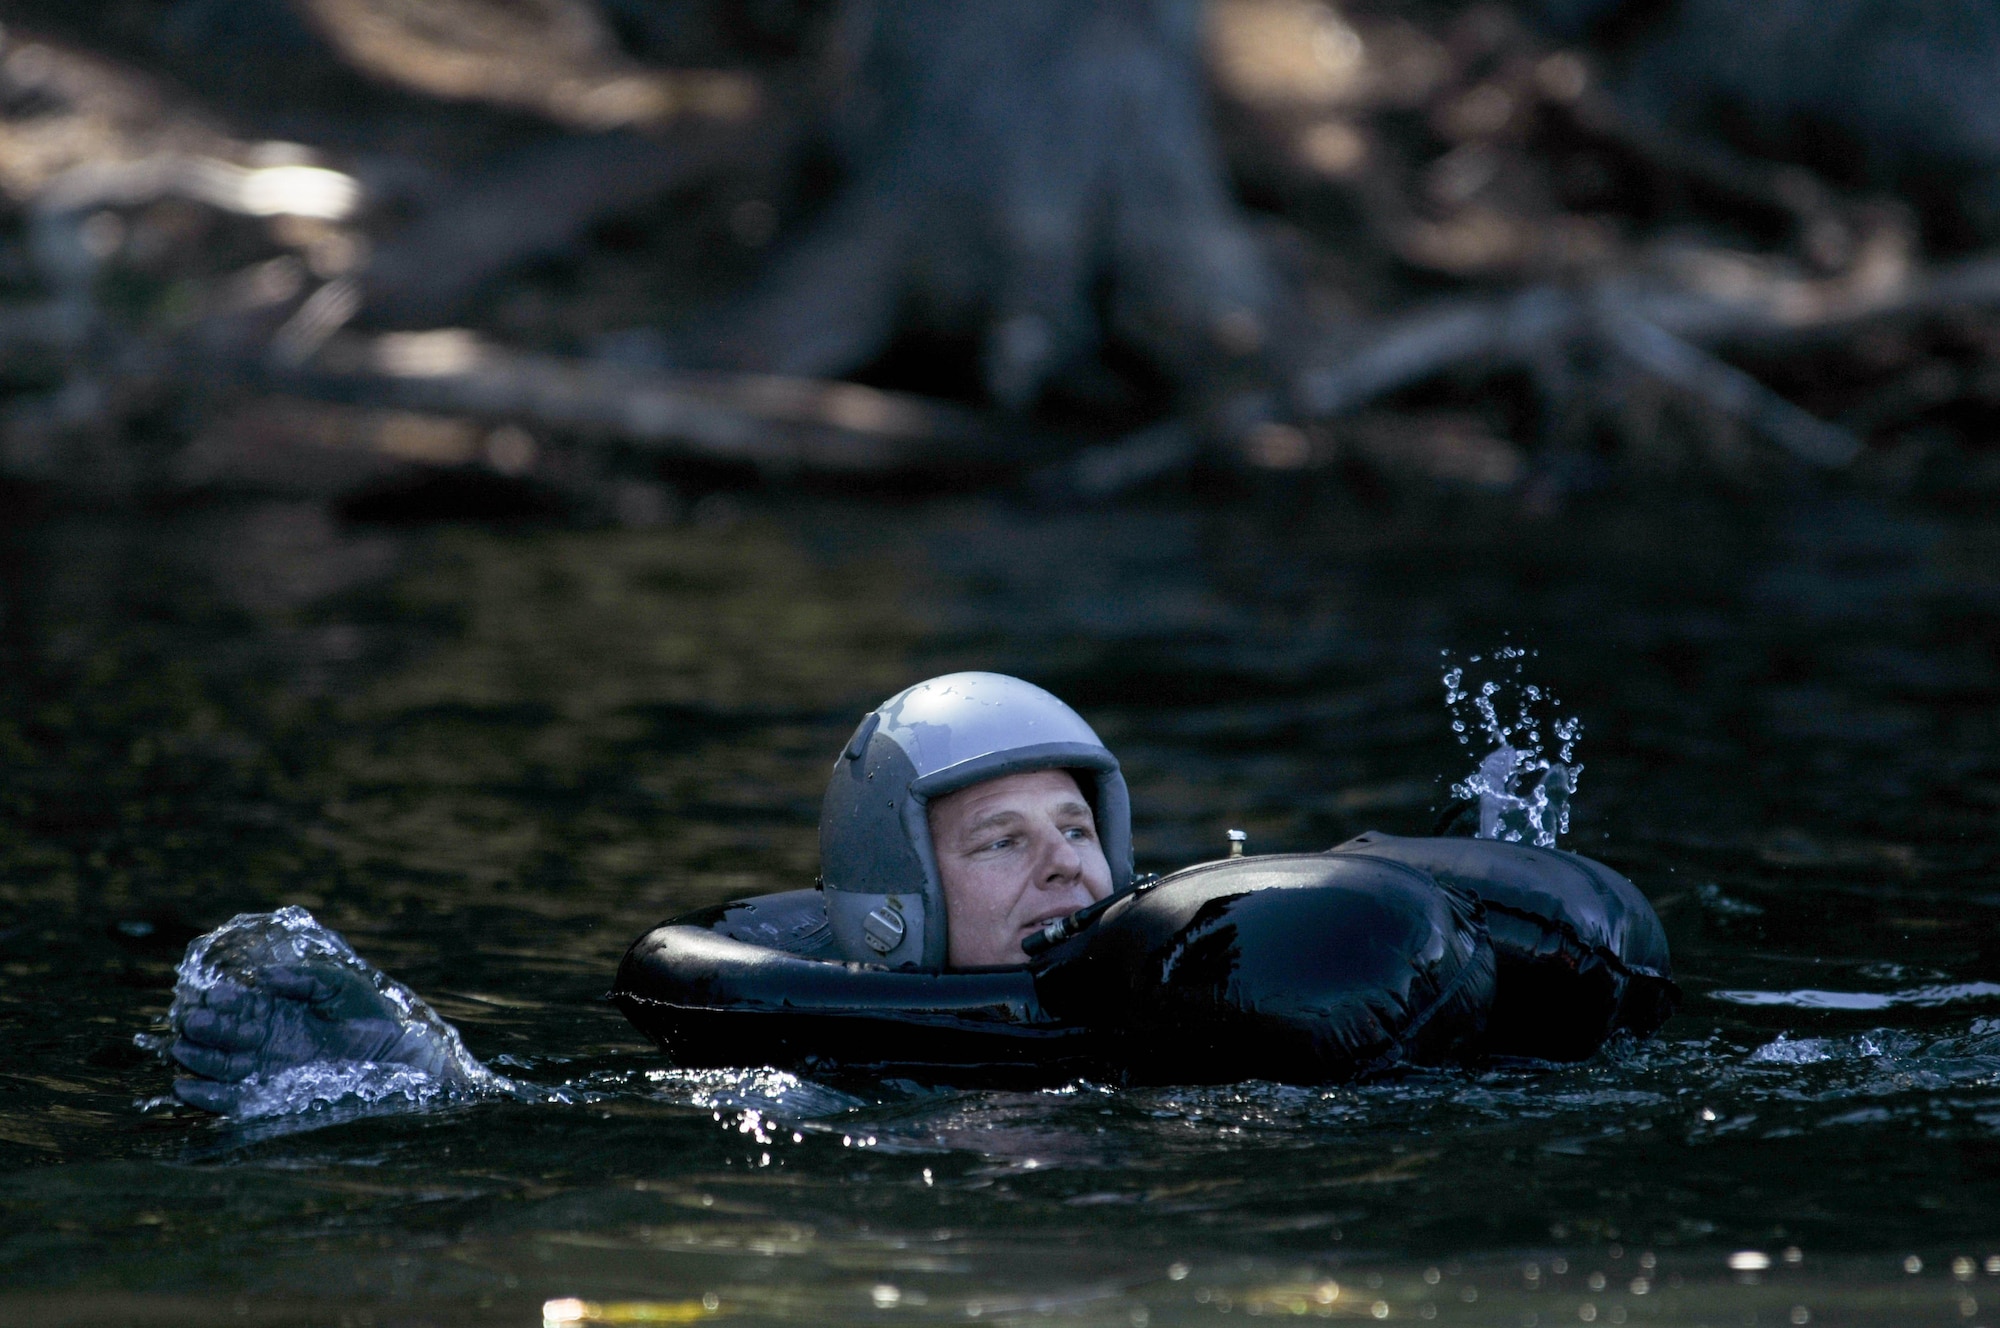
820,672,1134,968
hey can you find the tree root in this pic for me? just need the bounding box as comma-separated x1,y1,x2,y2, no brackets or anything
360,122,766,326
1043,243,2000,497
14,226,2000,495
685,0,1277,409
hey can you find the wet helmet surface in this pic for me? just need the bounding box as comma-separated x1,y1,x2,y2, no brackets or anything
820,673,1133,968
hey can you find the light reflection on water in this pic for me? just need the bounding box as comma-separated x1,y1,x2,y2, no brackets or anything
1,489,1999,1322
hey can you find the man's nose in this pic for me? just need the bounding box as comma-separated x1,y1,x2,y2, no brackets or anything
1037,825,1083,884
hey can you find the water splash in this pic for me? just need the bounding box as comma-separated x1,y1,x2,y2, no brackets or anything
1442,646,1582,848
200,1060,484,1122
167,905,514,1119
643,1065,874,1119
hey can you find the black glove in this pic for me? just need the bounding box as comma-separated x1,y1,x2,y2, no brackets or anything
166,907,489,1115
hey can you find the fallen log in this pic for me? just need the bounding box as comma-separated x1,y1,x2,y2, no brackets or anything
1039,241,2000,498
1288,243,2000,463
263,329,1067,479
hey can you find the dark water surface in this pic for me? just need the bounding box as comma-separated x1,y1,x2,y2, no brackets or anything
3,485,1999,1326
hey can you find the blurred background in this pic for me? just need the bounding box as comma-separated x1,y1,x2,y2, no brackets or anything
6,3,2000,1325
8,0,2000,502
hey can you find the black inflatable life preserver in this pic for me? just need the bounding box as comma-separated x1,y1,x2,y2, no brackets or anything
610,836,1678,1086
1325,832,1680,1059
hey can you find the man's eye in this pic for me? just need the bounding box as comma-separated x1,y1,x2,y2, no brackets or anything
981,837,1015,853
1064,826,1094,841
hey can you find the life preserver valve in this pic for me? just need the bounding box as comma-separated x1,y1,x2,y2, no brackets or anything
862,899,907,953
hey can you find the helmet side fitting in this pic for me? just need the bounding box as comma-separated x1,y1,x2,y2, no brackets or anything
818,673,1134,970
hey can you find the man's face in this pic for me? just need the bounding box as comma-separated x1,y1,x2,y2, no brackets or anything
927,768,1113,967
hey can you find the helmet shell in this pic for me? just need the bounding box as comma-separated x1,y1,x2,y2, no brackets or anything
820,673,1133,968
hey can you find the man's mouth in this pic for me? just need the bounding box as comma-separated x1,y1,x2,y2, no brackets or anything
1020,907,1077,935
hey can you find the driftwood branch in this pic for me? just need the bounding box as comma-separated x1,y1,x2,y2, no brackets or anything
1293,287,1576,418
1289,247,2000,462
235,239,2000,495
1036,244,2000,498
10,139,1077,488
1048,418,1200,499
264,330,1064,478
1596,312,1860,466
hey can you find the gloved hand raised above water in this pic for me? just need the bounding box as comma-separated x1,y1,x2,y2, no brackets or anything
165,906,501,1116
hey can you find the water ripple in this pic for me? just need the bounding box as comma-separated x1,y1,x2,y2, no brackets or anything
1713,983,2000,1010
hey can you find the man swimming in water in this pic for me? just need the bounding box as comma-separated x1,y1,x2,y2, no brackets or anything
167,673,1129,1108
164,671,1677,1105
